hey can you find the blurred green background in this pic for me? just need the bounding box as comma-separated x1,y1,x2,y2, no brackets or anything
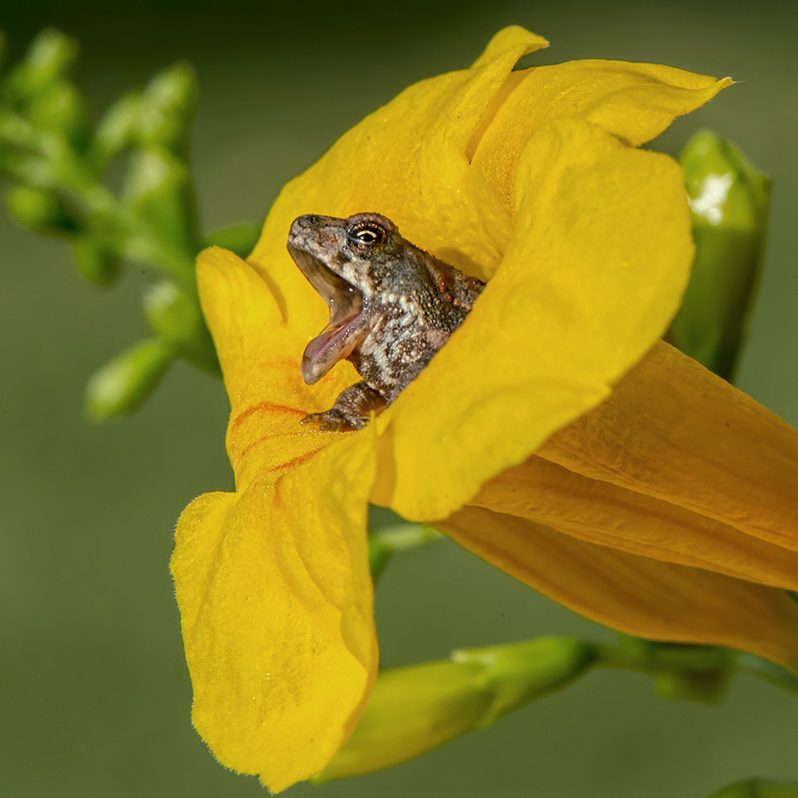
1,1,796,796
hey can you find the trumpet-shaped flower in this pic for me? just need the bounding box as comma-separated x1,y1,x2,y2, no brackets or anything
170,26,798,792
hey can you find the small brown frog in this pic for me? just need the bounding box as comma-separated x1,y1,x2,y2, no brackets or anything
287,212,485,431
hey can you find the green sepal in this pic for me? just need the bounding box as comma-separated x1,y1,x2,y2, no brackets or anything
143,279,219,373
85,338,174,421
671,129,770,380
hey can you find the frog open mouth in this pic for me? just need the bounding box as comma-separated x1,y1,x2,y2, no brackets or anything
287,245,368,385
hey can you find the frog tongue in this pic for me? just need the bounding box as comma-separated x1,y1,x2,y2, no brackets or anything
287,244,367,384
301,313,367,385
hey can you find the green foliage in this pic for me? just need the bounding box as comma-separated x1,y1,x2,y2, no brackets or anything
0,28,253,420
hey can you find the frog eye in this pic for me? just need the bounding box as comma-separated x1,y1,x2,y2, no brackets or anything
348,222,386,247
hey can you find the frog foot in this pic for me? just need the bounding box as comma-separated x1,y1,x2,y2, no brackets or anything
300,380,387,432
300,408,365,432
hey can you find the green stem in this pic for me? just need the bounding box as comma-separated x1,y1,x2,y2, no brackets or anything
368,523,441,582
593,636,798,702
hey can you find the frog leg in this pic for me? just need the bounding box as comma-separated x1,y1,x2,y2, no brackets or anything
301,381,387,432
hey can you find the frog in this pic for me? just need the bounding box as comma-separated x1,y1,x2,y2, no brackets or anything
287,212,485,431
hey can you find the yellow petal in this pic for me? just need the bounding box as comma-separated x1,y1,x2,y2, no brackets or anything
249,26,549,340
539,341,798,553
473,454,798,590
471,61,731,226
438,507,798,670
372,120,693,521
231,28,728,528
196,246,358,490
171,433,378,793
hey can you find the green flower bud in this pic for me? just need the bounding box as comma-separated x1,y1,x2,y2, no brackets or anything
71,235,120,286
452,637,596,724
318,637,594,781
124,146,198,251
5,184,79,234
85,338,173,421
25,80,88,146
0,112,76,190
89,91,143,167
0,109,39,151
143,279,218,373
6,29,78,99
136,64,197,153
671,130,770,380
203,222,262,258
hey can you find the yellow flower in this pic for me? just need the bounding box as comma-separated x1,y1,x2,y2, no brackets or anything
170,26,798,792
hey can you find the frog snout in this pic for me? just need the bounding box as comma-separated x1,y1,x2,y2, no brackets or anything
289,215,314,239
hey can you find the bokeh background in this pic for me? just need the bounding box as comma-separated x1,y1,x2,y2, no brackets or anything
1,1,796,796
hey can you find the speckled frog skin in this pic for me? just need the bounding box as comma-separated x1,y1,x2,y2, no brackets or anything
287,212,485,431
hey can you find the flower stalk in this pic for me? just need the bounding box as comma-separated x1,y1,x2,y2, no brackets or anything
368,522,442,582
318,633,798,781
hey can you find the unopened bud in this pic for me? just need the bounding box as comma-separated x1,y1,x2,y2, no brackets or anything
318,637,594,781
6,29,78,98
671,130,770,380
25,80,87,145
89,92,143,167
5,184,79,234
123,146,198,256
72,236,120,286
85,338,173,421
143,279,218,373
136,64,197,152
